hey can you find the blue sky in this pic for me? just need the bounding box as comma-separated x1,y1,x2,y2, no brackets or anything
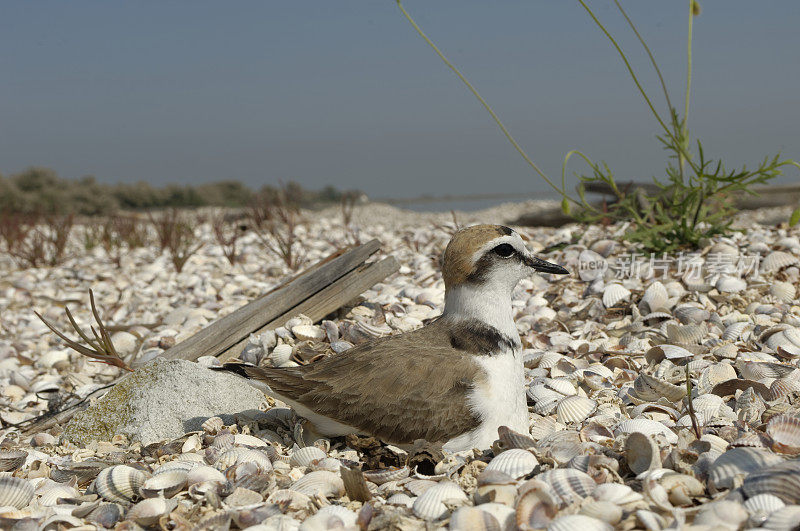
1,1,798,199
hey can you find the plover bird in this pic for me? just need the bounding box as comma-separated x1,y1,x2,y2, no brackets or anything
230,225,567,452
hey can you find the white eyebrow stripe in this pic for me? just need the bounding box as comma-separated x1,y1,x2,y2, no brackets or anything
470,233,526,263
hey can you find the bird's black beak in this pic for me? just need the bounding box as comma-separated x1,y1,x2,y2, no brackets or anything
524,255,569,275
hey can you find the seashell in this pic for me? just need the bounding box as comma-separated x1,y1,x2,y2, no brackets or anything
387,492,415,507
215,447,273,473
234,433,270,448
140,469,187,498
362,466,409,485
528,385,563,416
186,465,226,486
771,281,797,303
535,468,596,507
289,446,326,468
301,505,357,530
225,486,263,508
590,239,617,257
674,305,711,325
0,477,35,509
767,415,800,455
602,284,630,308
0,450,28,472
744,493,785,526
449,506,500,531
93,465,147,504
591,483,643,505
266,488,313,511
709,447,783,490
579,499,622,525
764,327,800,356
666,323,706,344
693,500,748,529
579,423,614,444
269,344,294,366
88,502,126,528
405,478,437,496
497,425,536,450
547,514,612,531
645,344,693,363
37,483,80,506
291,324,325,342
716,275,747,293
763,505,800,531
633,373,686,402
516,479,559,529
615,418,678,445
211,431,235,451
530,416,566,441
642,281,670,313
762,251,799,273
625,432,661,475
698,363,738,395
546,378,576,396
556,395,596,424
742,459,800,505
201,416,225,434
484,449,538,479
290,470,344,498
127,497,178,526
411,481,467,520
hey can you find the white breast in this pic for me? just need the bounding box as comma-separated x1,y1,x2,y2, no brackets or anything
443,348,528,452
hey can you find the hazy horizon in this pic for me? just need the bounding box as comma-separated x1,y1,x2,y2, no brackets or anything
1,1,798,201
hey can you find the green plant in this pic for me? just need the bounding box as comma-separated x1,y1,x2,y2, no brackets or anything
395,0,800,252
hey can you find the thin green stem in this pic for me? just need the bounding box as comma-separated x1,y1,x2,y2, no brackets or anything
612,0,674,113
681,0,695,174
395,0,575,202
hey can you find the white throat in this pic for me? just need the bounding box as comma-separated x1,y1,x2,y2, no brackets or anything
442,282,519,343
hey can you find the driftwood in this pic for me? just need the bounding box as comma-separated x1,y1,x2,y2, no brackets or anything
164,239,392,362
512,182,800,227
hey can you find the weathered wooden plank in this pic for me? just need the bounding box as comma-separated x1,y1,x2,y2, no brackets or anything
164,239,382,361
218,256,399,362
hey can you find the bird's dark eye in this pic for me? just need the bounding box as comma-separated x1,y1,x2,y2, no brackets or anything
493,243,515,258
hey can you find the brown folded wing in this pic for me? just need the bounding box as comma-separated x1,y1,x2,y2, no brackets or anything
243,320,483,444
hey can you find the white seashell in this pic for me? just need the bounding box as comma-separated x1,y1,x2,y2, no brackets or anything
698,363,738,394
0,450,28,472
591,483,643,505
152,459,199,476
762,251,799,273
625,432,661,475
693,500,748,530
475,502,515,530
215,447,273,472
411,481,467,520
771,281,797,303
289,446,327,468
386,492,415,507
745,493,785,526
140,470,187,498
536,468,596,507
633,373,686,402
225,486,264,508
291,324,325,342
603,283,631,308
234,433,270,448
763,505,800,531
186,465,226,486
449,506,501,531
362,466,409,485
37,483,79,506
579,499,622,525
528,385,563,416
767,415,800,455
716,275,747,293
556,395,596,424
709,447,783,490
578,250,607,282
641,281,670,312
127,497,178,526
674,305,711,325
290,470,344,498
485,449,539,479
547,514,612,531
615,418,678,445
269,344,294,366
545,378,576,396
201,416,224,434
94,465,148,504
300,505,356,530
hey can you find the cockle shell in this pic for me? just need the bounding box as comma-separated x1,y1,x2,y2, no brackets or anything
484,449,538,479
548,514,612,531
37,483,80,506
291,324,325,342
764,327,800,356
186,465,226,486
771,281,797,303
602,284,631,308
633,373,686,402
0,450,28,472
449,506,500,531
528,385,563,416
289,446,326,468
269,344,294,366
693,500,749,530
546,378,576,396
716,275,747,293
0,477,35,509
93,465,148,504
127,497,178,526
556,395,597,424
698,363,737,395
767,415,800,455
743,460,800,504
591,483,643,505
744,493,785,527
201,416,224,434
761,251,799,273
674,305,711,325
140,470,187,498
411,481,467,520
709,448,783,490
290,471,344,498
625,432,662,475
362,466,410,485
535,468,596,507
215,447,273,472
763,505,800,531
641,281,671,313
88,502,126,528
516,479,559,529
579,500,622,525
234,433,271,448
615,418,678,445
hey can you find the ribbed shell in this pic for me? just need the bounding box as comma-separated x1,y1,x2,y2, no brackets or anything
763,505,800,530
536,468,596,507
602,284,631,308
290,470,344,498
709,448,784,490
698,363,737,395
556,395,597,424
411,481,467,520
771,281,797,303
761,251,799,273
484,449,538,479
579,500,622,525
362,466,410,485
547,514,612,531
215,447,272,472
38,484,80,506
127,497,178,526
767,415,800,455
94,465,147,504
633,373,686,403
591,483,643,505
0,476,35,509
615,419,678,445
186,465,226,486
289,446,326,468
0,450,28,472
449,506,501,531
744,493,785,526
140,469,187,498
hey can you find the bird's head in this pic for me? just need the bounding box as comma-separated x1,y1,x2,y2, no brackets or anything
441,224,568,295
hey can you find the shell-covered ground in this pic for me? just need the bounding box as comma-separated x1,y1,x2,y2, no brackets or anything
1,202,800,530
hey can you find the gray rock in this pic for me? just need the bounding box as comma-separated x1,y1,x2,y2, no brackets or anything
62,358,266,446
